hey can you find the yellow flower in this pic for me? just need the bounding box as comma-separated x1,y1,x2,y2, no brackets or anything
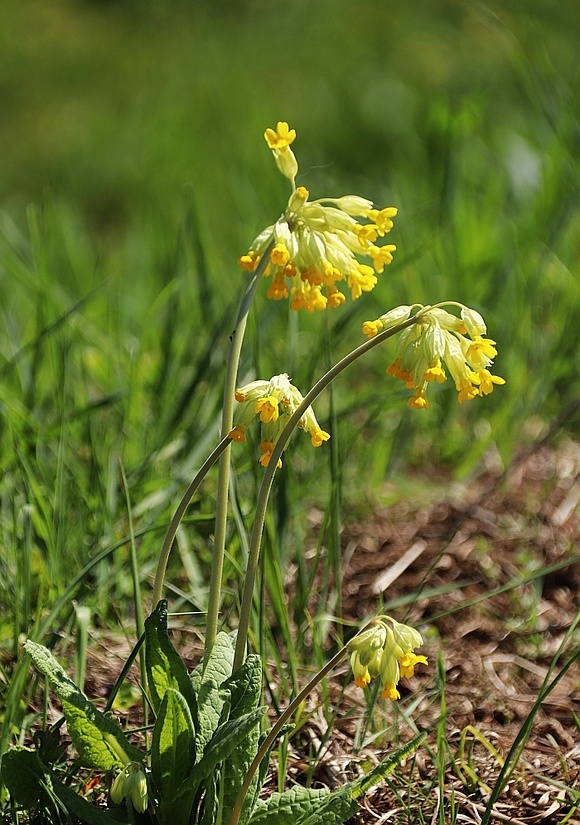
240,123,398,311
264,121,296,151
408,389,429,410
365,303,505,409
346,617,427,700
399,651,429,680
230,373,330,466
259,441,282,469
255,396,279,423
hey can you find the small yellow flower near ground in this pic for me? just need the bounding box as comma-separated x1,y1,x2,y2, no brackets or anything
239,123,398,311
229,373,330,467
362,303,505,408
346,617,427,700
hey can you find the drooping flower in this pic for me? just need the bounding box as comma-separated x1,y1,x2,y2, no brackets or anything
229,373,330,466
362,303,505,409
346,617,428,700
110,763,148,813
238,123,398,312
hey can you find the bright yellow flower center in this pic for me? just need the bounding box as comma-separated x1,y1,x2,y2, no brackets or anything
264,121,296,151
408,389,429,410
255,396,279,423
310,428,330,447
270,243,291,267
381,683,401,701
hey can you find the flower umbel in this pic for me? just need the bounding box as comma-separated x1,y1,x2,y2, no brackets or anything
110,763,148,813
347,617,428,700
362,303,505,409
239,123,398,311
229,373,330,466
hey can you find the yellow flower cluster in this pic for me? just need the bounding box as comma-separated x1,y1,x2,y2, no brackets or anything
347,617,427,700
362,303,505,410
238,122,397,312
229,373,330,467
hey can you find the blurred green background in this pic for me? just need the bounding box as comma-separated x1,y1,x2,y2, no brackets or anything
0,0,579,676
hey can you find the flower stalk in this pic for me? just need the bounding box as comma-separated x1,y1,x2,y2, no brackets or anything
151,436,231,609
203,242,274,666
232,312,419,671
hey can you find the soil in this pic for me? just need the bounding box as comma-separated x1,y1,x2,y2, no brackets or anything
287,437,580,823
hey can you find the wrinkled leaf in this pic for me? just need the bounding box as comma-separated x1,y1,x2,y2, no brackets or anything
294,787,358,825
191,631,235,758
175,707,266,799
24,641,142,770
351,731,427,799
145,600,198,719
220,655,263,825
249,786,353,825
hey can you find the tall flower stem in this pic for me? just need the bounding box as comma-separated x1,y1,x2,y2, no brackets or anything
232,313,420,671
203,244,274,666
151,436,231,609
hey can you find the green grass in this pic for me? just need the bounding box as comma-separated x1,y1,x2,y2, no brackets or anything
1,0,579,820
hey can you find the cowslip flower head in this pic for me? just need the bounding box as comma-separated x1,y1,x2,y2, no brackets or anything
229,373,330,467
110,762,148,813
362,302,505,409
238,122,398,312
347,616,427,700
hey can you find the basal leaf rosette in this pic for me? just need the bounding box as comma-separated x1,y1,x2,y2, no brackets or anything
229,373,329,467
363,303,505,409
238,122,398,312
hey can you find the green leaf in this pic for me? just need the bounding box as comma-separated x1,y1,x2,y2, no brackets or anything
23,641,142,770
198,772,219,825
151,688,196,812
249,786,353,825
175,707,266,799
191,631,235,758
220,655,263,825
351,731,427,799
145,600,198,718
0,747,51,807
294,787,358,825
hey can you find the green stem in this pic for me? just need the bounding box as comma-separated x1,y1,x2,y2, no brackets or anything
203,245,274,666
151,437,231,609
230,645,349,825
233,313,419,671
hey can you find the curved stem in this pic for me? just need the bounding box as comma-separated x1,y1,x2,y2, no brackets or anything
230,645,349,825
233,313,419,671
151,436,231,609
203,244,274,666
